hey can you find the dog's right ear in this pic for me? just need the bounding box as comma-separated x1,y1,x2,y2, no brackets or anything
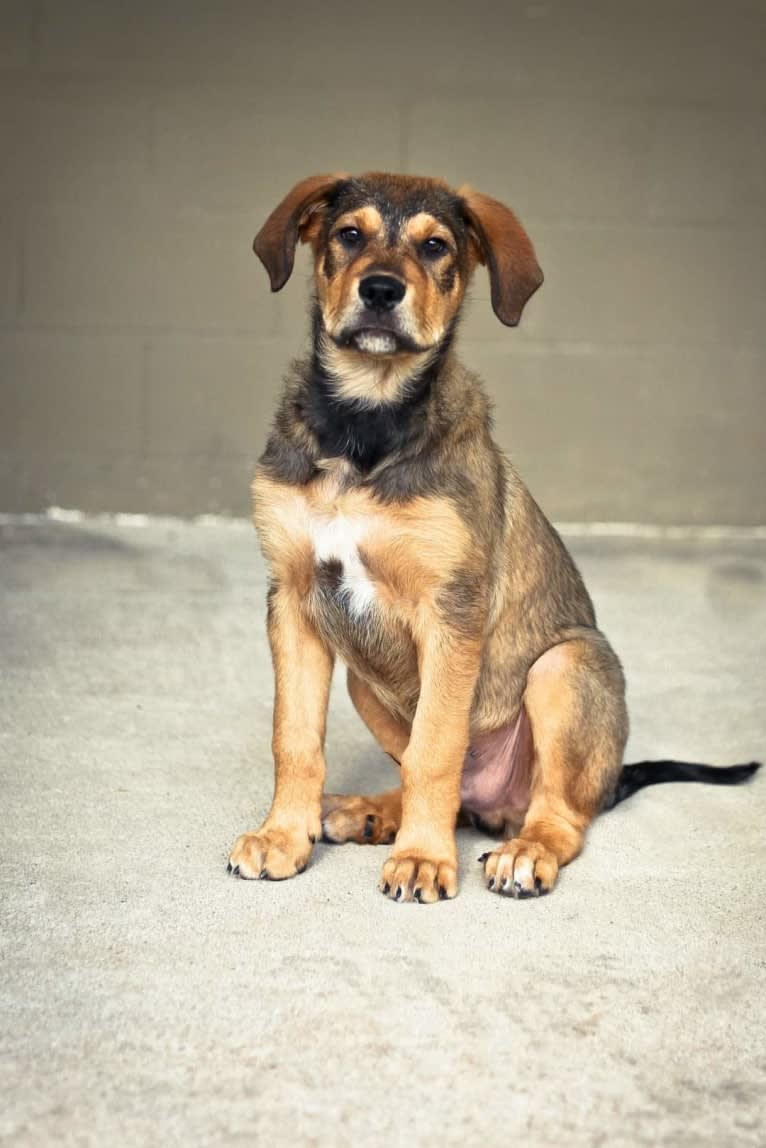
253,174,346,291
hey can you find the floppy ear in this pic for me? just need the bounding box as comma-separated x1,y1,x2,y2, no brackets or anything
459,188,543,326
253,173,346,291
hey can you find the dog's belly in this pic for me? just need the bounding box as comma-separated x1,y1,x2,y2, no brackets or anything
460,707,533,817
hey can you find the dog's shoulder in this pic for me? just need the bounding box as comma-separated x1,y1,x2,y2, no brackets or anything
257,357,320,487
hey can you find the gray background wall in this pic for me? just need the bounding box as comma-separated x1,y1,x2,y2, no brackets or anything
1,0,764,524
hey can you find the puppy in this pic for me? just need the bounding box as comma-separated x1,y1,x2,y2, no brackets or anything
227,172,758,902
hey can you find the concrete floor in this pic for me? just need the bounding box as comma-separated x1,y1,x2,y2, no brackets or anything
1,517,764,1147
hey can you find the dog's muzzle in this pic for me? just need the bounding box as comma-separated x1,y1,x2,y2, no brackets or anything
353,277,405,352
332,274,427,355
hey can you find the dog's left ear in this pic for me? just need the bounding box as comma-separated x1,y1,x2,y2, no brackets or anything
459,188,543,326
254,173,346,291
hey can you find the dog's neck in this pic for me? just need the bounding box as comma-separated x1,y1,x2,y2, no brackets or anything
318,336,437,407
300,308,455,473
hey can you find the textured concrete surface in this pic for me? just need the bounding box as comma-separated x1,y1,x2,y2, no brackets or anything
1,0,766,522
1,518,765,1147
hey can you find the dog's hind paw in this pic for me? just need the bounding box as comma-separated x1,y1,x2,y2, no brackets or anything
321,792,400,846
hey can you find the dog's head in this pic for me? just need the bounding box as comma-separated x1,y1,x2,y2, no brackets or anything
254,172,542,394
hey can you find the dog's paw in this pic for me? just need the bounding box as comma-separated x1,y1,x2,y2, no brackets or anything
321,793,399,846
378,852,458,904
478,838,559,898
227,820,319,881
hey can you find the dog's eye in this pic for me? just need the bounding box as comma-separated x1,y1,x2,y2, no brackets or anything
420,236,449,258
337,227,363,249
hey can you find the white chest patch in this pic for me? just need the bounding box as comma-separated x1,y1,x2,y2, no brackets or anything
309,513,376,617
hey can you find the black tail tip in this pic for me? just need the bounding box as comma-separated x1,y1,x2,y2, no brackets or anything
727,761,761,782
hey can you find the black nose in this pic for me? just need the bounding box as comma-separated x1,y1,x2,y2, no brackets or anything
358,274,406,311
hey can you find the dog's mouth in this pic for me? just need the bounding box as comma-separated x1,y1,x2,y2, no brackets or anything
349,329,400,355
333,325,427,356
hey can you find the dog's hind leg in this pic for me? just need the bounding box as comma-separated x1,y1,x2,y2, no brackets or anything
480,633,628,897
321,671,408,845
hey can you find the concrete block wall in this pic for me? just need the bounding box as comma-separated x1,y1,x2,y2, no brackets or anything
1,0,764,522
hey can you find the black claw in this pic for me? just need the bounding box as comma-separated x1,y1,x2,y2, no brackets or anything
488,877,496,891
382,882,391,894
308,833,317,844
363,815,375,840
438,885,447,900
259,868,269,880
414,888,423,903
226,861,233,873
395,885,403,901
232,865,240,877
478,852,490,864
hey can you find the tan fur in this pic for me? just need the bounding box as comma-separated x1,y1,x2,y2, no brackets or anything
314,191,473,399
481,638,626,895
404,213,455,245
321,673,407,845
228,581,333,880
253,468,470,597
318,334,437,405
231,172,627,903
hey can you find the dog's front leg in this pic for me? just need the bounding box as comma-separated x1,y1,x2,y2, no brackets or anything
379,627,482,903
228,584,333,880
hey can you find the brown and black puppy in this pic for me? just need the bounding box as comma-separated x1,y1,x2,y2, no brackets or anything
227,172,758,903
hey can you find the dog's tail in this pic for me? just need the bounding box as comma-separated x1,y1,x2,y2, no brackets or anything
604,759,761,810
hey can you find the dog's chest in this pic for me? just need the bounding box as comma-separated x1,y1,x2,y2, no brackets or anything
307,508,376,617
256,463,467,640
